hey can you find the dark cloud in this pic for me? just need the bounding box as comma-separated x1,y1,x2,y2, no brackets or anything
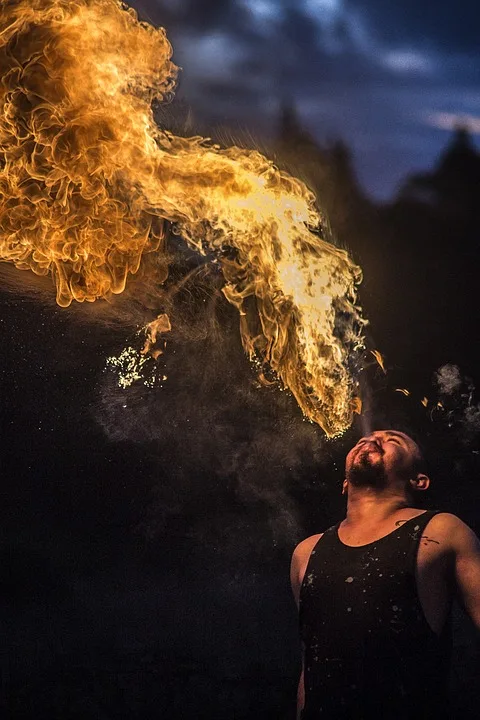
349,0,480,54
132,0,480,199
137,0,240,32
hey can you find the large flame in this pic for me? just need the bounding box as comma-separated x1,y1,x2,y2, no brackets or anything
0,0,365,437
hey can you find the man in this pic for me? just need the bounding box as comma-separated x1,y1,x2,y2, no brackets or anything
290,429,480,719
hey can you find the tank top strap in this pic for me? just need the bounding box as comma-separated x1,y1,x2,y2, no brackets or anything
402,509,442,571
311,522,342,552
407,508,441,531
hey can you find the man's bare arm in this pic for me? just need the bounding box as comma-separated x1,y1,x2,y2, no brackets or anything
290,534,322,607
450,515,480,631
290,535,322,719
296,665,305,720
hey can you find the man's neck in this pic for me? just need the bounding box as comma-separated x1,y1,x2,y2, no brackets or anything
345,489,411,526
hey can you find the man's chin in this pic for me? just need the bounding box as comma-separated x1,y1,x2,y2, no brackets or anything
346,459,387,489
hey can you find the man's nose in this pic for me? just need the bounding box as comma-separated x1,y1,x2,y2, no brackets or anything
361,432,383,446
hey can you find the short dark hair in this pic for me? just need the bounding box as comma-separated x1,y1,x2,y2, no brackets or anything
392,427,428,477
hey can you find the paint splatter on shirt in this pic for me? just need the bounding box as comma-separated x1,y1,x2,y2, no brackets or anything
299,511,451,719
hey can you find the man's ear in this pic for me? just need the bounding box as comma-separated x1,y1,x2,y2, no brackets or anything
409,474,430,492
342,479,348,496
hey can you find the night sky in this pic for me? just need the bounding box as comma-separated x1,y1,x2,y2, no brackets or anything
134,0,480,199
1,1,480,718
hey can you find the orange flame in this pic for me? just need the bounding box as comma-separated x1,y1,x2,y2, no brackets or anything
141,314,171,357
351,396,362,415
0,0,365,437
370,350,386,373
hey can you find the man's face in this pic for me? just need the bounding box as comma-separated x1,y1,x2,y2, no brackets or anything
345,430,421,490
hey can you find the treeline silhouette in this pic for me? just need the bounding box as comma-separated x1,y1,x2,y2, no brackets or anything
275,107,480,384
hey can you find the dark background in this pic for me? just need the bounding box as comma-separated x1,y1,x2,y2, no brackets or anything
1,1,480,718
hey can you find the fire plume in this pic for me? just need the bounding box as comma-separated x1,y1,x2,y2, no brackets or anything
0,0,365,437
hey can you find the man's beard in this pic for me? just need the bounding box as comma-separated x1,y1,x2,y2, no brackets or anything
346,452,388,489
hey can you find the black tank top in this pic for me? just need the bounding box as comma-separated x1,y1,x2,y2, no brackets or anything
299,511,452,719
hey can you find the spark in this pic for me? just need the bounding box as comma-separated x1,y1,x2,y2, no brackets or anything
371,350,386,373
106,346,151,389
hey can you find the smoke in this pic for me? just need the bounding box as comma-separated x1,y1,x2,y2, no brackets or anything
434,364,480,444
436,364,462,396
97,284,335,550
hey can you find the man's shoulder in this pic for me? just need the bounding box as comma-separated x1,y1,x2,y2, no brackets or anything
427,511,468,530
290,534,325,604
426,512,477,545
292,533,324,563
